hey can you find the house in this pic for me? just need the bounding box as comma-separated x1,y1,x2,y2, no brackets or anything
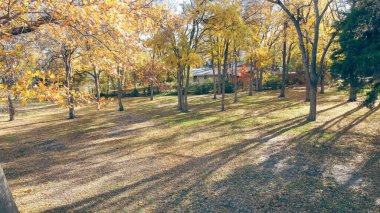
191,62,305,87
191,62,252,84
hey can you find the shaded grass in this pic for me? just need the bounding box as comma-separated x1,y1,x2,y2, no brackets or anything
0,88,379,212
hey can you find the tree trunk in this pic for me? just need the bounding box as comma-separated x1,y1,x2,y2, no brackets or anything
182,65,191,112
255,67,259,91
0,166,19,213
150,82,154,101
320,70,325,94
249,59,254,96
7,92,15,121
65,63,75,119
308,81,318,121
106,75,110,97
221,41,229,111
177,66,182,111
319,33,336,94
217,57,222,95
233,48,238,103
348,83,358,102
279,26,287,98
94,71,101,110
258,69,263,91
212,53,217,99
305,77,311,102
117,68,124,111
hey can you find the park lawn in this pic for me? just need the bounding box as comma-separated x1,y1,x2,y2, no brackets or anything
0,88,379,212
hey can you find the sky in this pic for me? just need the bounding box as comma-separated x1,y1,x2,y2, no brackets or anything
159,0,187,12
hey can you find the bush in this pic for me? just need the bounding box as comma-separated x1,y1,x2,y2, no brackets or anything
266,79,280,90
145,87,160,96
224,81,234,93
128,88,140,97
363,82,380,108
190,83,213,95
163,90,178,96
265,76,281,90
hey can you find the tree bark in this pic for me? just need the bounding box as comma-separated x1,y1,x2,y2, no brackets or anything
308,81,318,121
319,32,336,94
305,77,311,102
212,53,217,99
106,75,110,97
117,67,124,111
279,23,287,98
177,66,182,111
268,0,334,121
320,68,325,94
183,65,191,112
248,59,254,96
217,56,222,95
150,82,154,101
258,69,263,91
65,62,75,119
348,82,358,102
221,41,229,111
0,166,19,213
62,45,75,119
233,48,238,103
94,70,101,110
7,92,15,121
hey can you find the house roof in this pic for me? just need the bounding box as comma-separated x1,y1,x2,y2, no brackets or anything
192,68,214,76
192,64,252,77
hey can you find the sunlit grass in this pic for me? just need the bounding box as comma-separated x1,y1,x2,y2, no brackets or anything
0,88,379,212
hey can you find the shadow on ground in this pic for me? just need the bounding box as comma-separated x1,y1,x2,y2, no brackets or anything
0,89,379,212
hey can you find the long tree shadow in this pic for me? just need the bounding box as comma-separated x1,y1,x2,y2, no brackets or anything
40,102,377,212
1,91,378,212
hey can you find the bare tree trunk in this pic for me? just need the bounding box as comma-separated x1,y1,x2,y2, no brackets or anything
258,69,263,91
305,76,311,102
248,59,254,96
117,68,124,111
348,82,358,102
221,41,229,111
320,69,325,94
94,70,101,110
177,65,184,111
255,67,259,91
183,65,191,112
233,48,238,103
319,32,336,95
217,57,222,95
61,44,75,119
150,82,154,101
7,92,15,121
212,53,217,99
65,63,75,119
106,75,110,97
0,166,18,213
308,81,318,121
270,0,335,122
280,24,287,98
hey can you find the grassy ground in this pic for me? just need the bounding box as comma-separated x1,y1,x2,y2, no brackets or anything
0,88,379,212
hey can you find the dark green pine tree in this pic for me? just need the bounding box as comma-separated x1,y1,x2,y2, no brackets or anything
331,0,380,106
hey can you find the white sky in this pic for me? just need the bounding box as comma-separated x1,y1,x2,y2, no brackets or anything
160,0,187,12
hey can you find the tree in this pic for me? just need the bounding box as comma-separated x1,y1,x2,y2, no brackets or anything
206,1,245,111
266,0,336,121
279,21,288,98
0,1,45,211
155,2,205,112
331,0,379,105
0,167,18,213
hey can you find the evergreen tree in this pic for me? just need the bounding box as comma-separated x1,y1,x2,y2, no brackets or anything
331,0,380,105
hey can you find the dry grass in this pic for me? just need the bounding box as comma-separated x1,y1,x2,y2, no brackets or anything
0,88,379,212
